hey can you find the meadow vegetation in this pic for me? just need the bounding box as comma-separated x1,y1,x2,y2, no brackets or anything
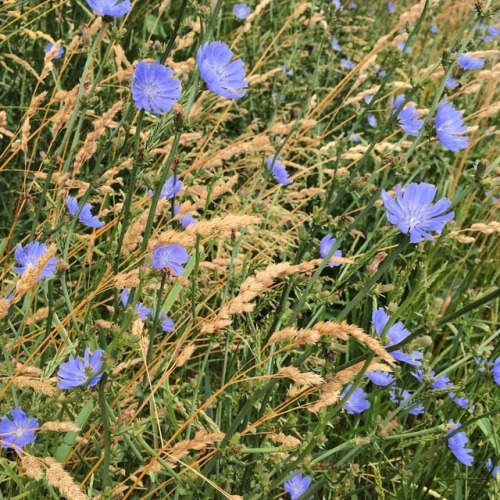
0,0,499,498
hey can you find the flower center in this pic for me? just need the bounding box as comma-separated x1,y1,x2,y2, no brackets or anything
142,82,159,98
14,428,25,437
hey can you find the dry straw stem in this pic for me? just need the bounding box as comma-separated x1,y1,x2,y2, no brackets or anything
112,268,140,289
20,455,86,500
15,363,42,376
468,221,500,234
199,257,244,273
275,366,325,387
73,101,122,172
175,345,196,368
185,173,239,212
191,135,273,171
21,91,47,154
247,67,283,86
40,42,62,80
26,306,49,325
0,111,14,138
112,357,143,376
95,319,114,328
268,321,394,366
315,321,395,366
12,375,56,396
151,214,260,251
267,327,321,346
113,44,132,82
44,457,87,500
41,421,80,432
201,258,354,335
13,244,57,302
269,432,301,449
446,220,500,242
4,54,41,83
242,0,272,33
308,359,390,413
132,319,145,338
165,430,225,468
0,298,10,319
20,454,44,480
51,85,79,136
122,199,166,255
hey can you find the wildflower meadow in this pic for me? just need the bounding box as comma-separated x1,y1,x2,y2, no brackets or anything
1,0,499,498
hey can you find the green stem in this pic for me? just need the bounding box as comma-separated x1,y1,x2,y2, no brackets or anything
159,0,189,65
144,273,168,385
388,286,500,353
98,372,112,490
113,109,145,279
336,235,410,322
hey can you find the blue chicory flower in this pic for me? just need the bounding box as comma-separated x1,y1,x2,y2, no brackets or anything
435,99,468,152
474,356,489,373
486,458,500,478
368,114,377,127
485,191,498,204
131,61,181,114
411,369,453,389
492,358,500,385
85,0,131,18
397,40,411,53
431,25,438,34
284,472,312,500
14,241,59,278
66,195,105,228
381,182,454,243
366,370,395,386
364,95,373,104
429,373,453,389
445,77,458,89
0,407,38,453
121,289,151,320
57,347,105,389
173,206,197,228
160,313,175,333
267,156,293,186
148,175,183,200
488,25,500,37
372,308,423,366
196,42,248,99
341,58,355,70
447,420,474,466
332,0,341,10
448,392,470,409
389,388,424,415
331,37,341,51
45,42,64,59
348,1,358,9
319,234,342,267
152,244,189,275
282,64,294,76
457,53,485,70
391,95,423,137
374,66,386,78
341,384,371,414
350,133,361,142
233,3,251,20
388,2,396,14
